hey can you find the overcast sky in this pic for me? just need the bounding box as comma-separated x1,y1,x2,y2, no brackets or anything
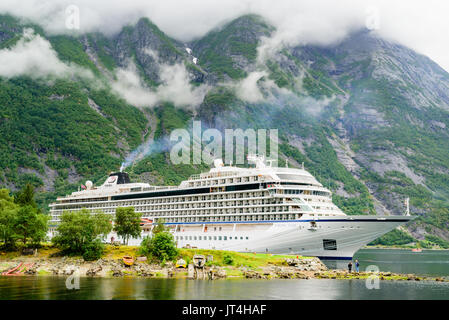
1,0,449,71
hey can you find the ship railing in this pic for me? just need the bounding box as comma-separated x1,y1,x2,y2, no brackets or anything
188,170,247,181
142,186,178,192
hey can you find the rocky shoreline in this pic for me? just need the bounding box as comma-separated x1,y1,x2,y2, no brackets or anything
0,256,327,280
1,255,448,282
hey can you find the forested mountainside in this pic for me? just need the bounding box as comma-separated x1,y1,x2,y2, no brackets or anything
0,14,448,246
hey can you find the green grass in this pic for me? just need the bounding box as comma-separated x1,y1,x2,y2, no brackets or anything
178,249,309,269
0,243,59,260
103,245,139,259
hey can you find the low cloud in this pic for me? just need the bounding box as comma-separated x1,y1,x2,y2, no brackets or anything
111,64,159,107
226,66,332,118
111,55,209,109
2,1,448,71
0,28,93,80
233,71,268,103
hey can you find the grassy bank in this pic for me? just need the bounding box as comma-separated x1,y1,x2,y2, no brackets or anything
0,243,310,262
0,243,322,279
95,245,310,267
2,244,448,282
178,249,310,268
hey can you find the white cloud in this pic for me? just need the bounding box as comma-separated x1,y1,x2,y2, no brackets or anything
111,64,159,107
233,71,267,103
111,59,209,109
0,28,93,80
1,1,449,71
158,63,209,107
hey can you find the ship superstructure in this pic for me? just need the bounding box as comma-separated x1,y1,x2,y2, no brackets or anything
49,156,414,259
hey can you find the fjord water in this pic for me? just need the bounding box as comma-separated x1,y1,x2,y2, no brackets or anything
353,248,449,277
326,248,449,277
0,249,448,300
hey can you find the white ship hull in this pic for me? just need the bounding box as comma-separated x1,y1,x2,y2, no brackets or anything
122,216,413,259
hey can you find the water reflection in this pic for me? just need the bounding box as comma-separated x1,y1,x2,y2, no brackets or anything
1,276,449,300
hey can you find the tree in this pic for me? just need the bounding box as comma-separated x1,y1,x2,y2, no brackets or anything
14,184,37,209
139,231,178,262
52,209,112,256
113,207,142,245
0,189,18,248
13,205,48,246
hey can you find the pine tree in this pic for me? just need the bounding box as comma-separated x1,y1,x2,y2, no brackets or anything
14,184,37,209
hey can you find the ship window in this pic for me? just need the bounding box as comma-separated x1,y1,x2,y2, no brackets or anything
224,236,227,240
323,239,337,251
240,237,243,240
219,236,222,240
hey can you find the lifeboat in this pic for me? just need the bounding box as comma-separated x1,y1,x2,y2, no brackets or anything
176,259,187,268
140,218,153,226
123,256,134,266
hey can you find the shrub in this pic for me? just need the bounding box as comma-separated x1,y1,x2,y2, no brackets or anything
82,239,104,261
223,254,234,265
425,235,449,249
139,232,178,262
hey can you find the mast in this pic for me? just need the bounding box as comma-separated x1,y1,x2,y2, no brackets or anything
404,197,410,216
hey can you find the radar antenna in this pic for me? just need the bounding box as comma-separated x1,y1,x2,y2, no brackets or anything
247,154,266,168
404,197,410,216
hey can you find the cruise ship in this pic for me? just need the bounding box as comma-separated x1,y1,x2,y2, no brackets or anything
49,156,414,260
